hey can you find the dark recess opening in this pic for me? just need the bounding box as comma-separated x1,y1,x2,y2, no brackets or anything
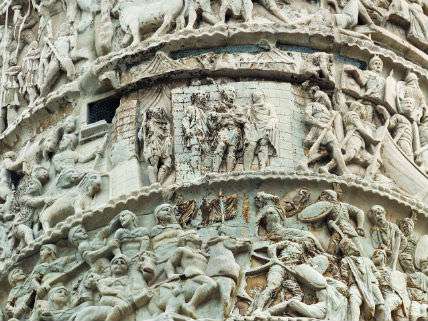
88,96,121,124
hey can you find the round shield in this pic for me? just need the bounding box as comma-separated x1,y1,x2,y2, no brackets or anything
298,201,333,223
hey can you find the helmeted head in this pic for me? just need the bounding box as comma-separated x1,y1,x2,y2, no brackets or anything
8,268,26,287
111,255,129,276
40,244,58,262
48,285,69,307
319,190,338,202
178,230,202,248
68,225,89,246
32,166,49,185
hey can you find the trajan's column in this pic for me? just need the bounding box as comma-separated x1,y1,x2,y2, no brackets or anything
0,1,428,321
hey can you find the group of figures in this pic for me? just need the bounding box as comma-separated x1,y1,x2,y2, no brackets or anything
0,115,103,261
1,189,428,321
300,54,428,178
0,0,427,132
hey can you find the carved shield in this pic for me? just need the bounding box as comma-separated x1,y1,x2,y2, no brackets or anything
415,235,428,269
293,263,327,290
297,201,333,223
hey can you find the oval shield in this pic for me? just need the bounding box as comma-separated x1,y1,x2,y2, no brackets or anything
298,201,333,223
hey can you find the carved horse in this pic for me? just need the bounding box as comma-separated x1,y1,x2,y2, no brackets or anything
113,0,187,46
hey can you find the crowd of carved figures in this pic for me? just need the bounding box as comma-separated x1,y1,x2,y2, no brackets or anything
299,55,428,179
0,0,427,131
0,189,427,321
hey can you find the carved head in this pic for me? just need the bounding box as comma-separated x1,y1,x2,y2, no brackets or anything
42,129,61,156
371,247,387,266
398,217,415,236
63,116,77,134
68,226,89,246
8,268,26,287
48,286,69,308
119,210,137,229
111,255,129,276
32,166,49,185
154,203,177,225
25,177,43,195
369,205,387,226
339,238,360,256
368,56,383,73
40,244,58,262
319,190,338,202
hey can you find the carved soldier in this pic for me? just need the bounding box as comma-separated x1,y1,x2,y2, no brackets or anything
139,100,173,184
205,236,252,315
111,210,149,258
301,86,349,175
39,23,76,96
369,205,405,268
182,93,209,173
417,114,428,173
164,231,217,318
389,113,415,158
249,239,305,314
208,88,245,172
243,91,278,170
5,268,36,320
299,189,365,254
20,42,40,106
344,55,385,101
398,218,418,273
95,255,153,321
1,62,23,132
372,247,410,321
397,73,427,125
339,238,386,321
407,259,428,321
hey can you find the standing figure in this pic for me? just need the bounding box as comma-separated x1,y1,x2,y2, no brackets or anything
243,91,278,170
208,88,245,172
407,0,428,47
397,73,427,125
39,23,76,96
298,189,365,254
339,238,386,321
372,247,410,321
21,41,41,106
388,113,414,158
1,62,23,132
344,55,385,101
182,93,208,173
301,86,349,175
417,114,428,173
139,101,173,184
369,205,405,268
164,231,218,318
398,217,418,273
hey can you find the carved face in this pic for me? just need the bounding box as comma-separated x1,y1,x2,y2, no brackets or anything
369,58,383,73
139,253,156,282
399,219,414,236
319,190,337,202
49,287,69,306
111,257,128,276
119,210,135,228
371,205,386,225
9,268,26,285
43,133,59,152
40,246,55,262
72,227,89,242
26,179,42,195
63,118,76,133
155,204,175,225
